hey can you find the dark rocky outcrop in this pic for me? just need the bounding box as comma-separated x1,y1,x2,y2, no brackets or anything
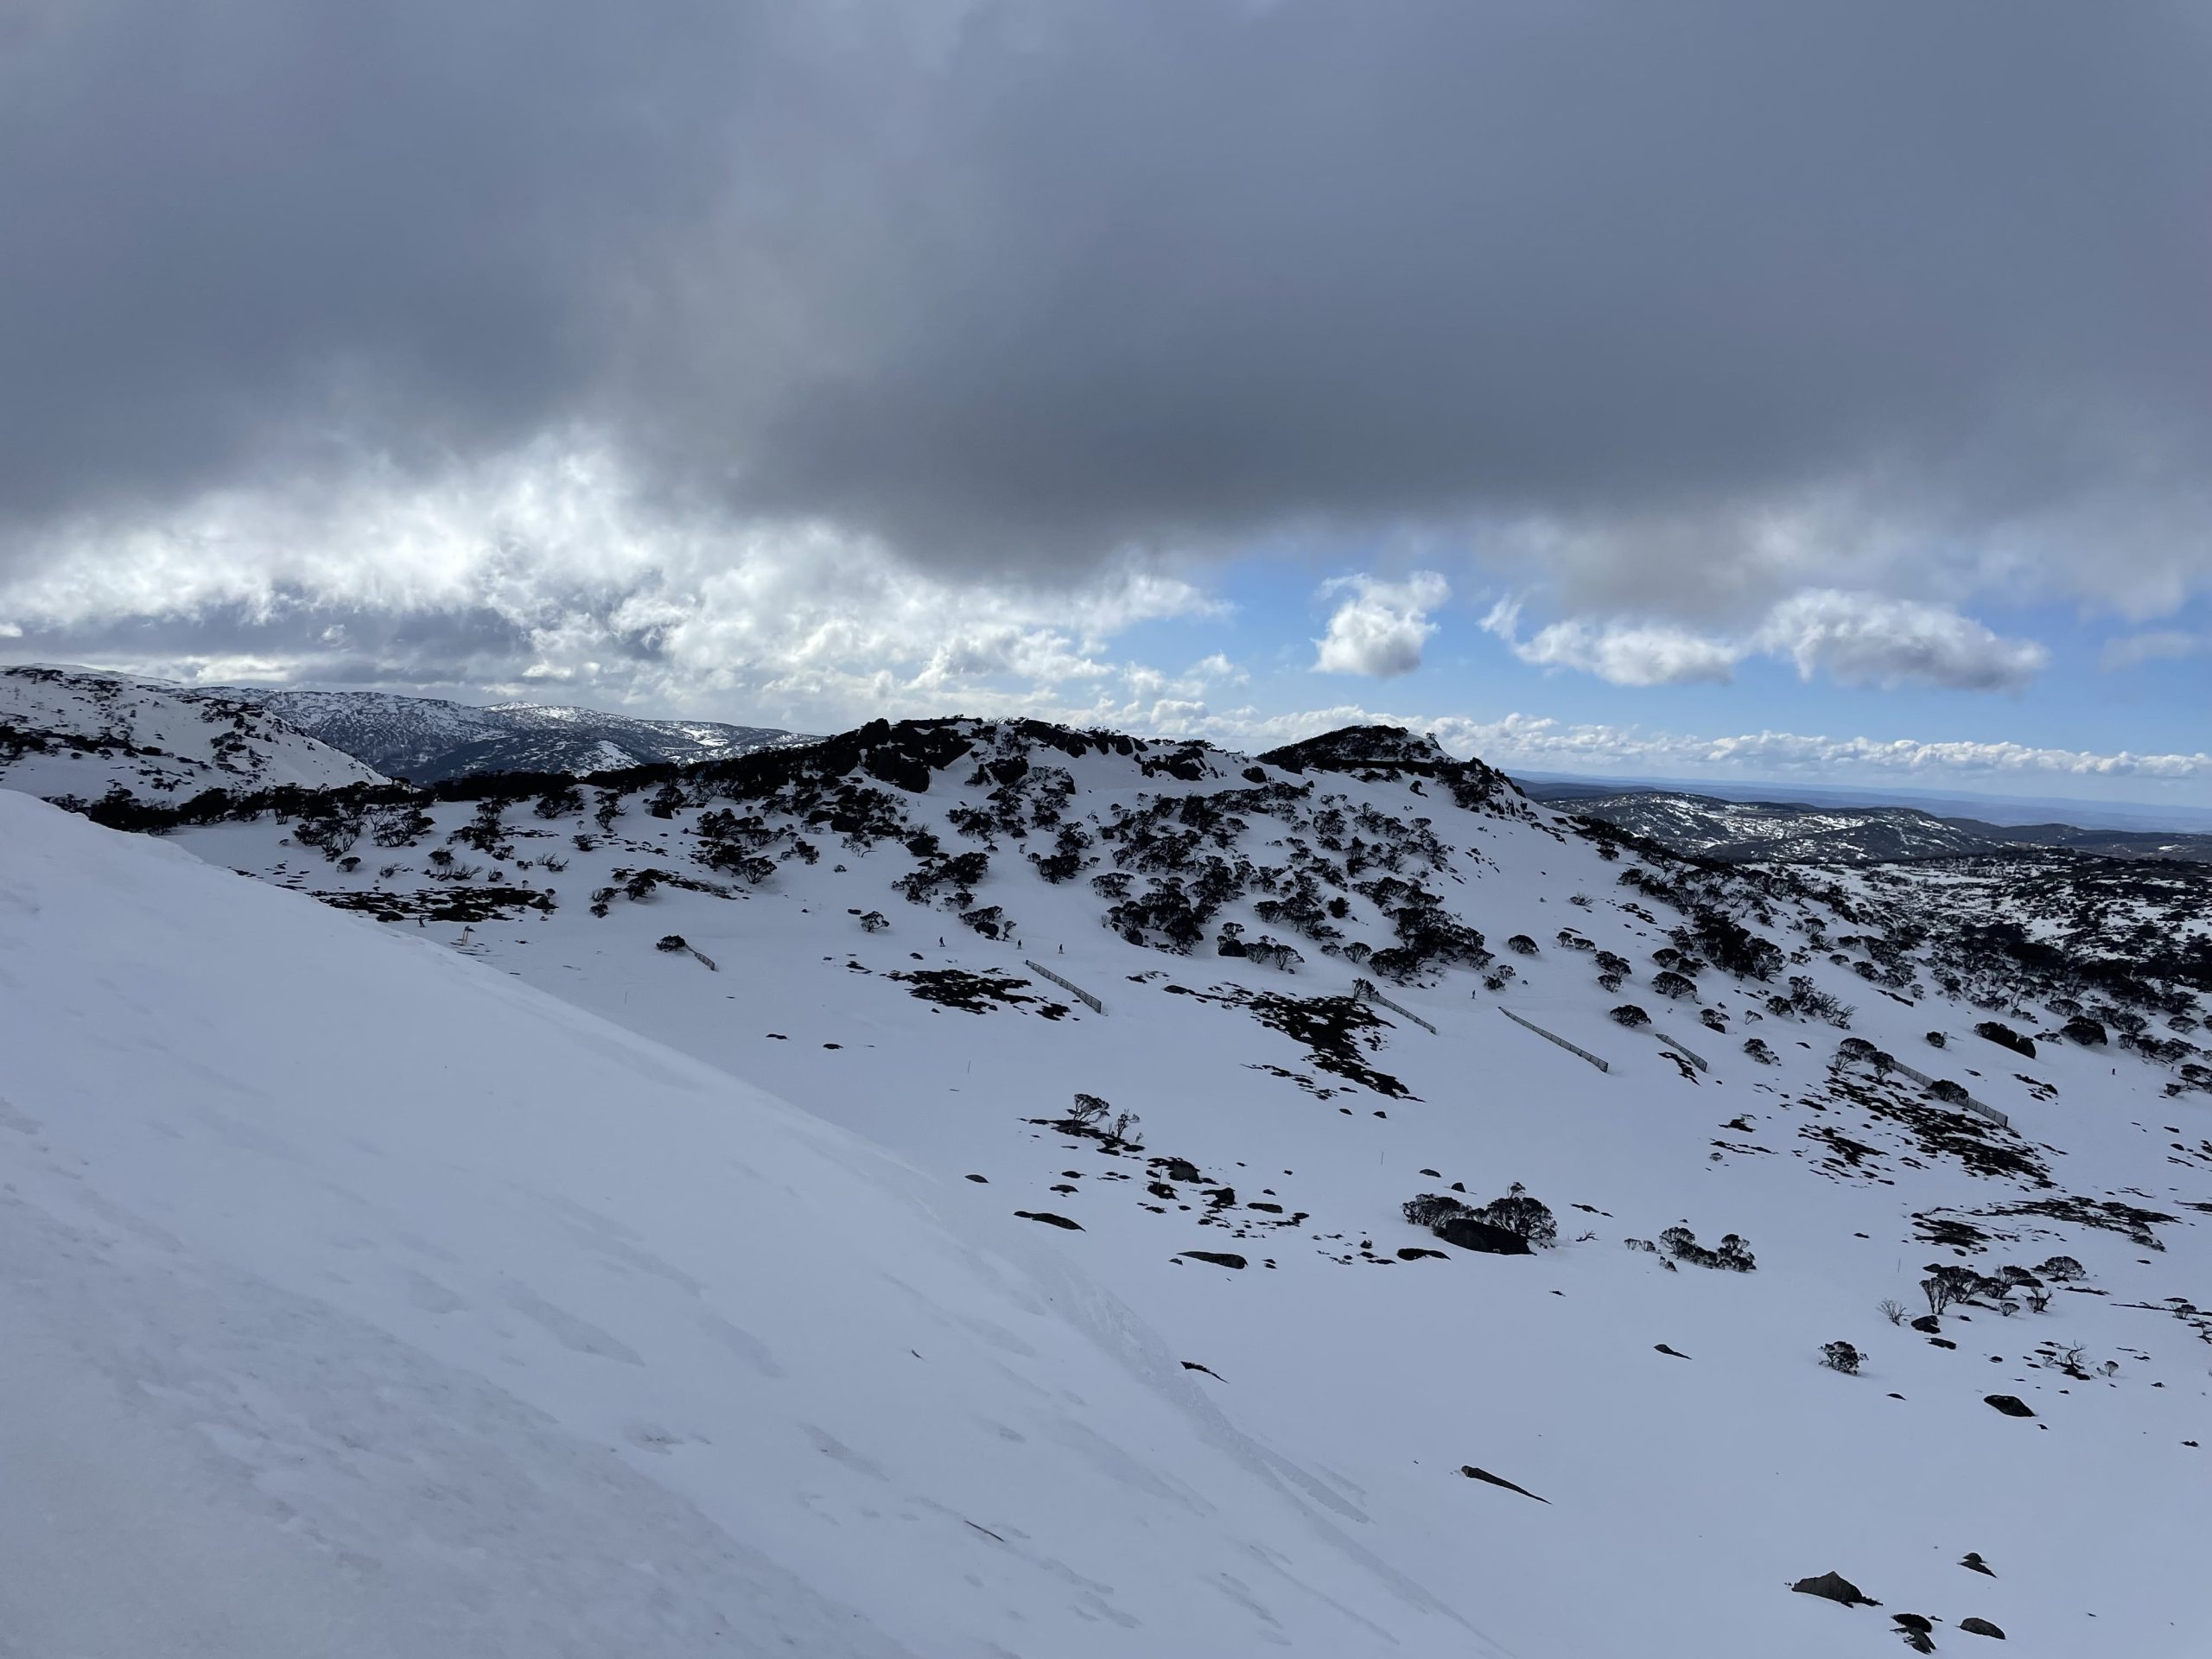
1790,1571,1879,1607
1433,1215,1534,1255
1178,1250,1248,1269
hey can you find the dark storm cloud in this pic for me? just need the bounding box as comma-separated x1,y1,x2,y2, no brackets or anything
4,0,2209,579
6,599,544,689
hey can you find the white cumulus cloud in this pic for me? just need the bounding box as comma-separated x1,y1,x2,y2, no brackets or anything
1313,572,1449,678
1751,590,2047,690
1483,588,2047,692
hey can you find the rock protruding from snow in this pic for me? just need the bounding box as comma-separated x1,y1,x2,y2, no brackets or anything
1260,723,1529,817
1790,1571,1879,1607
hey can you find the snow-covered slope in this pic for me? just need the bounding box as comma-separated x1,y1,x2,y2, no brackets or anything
0,664,385,800
0,788,1484,1658
115,716,2212,1657
203,684,810,781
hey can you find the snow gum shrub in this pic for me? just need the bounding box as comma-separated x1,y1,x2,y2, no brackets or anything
1611,1003,1652,1028
1506,934,1539,956
1922,1264,1984,1316
1700,1007,1728,1033
2037,1255,2087,1282
1402,1192,1470,1229
1675,907,1783,982
1928,1078,1970,1105
294,804,365,860
1650,969,1697,1001
1820,1341,1862,1375
534,783,584,818
594,789,625,831
1743,1037,1778,1065
2063,1014,2109,1046
1476,1182,1557,1249
647,779,685,819
1062,1094,1142,1144
451,798,512,856
656,935,689,953
1975,1020,2037,1059
372,804,435,847
1028,823,1090,883
1925,1030,1947,1048
1787,976,1854,1028
1655,1225,1756,1271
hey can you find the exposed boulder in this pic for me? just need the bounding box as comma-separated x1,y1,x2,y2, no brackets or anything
1790,1571,1879,1607
1433,1214,1533,1256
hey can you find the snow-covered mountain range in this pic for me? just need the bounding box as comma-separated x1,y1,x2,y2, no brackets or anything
1533,784,2212,865
205,684,812,781
0,666,810,803
0,664,386,800
7,715,2210,1656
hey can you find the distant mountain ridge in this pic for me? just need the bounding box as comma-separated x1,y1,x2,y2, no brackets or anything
195,685,814,782
1527,782,2212,865
0,664,387,800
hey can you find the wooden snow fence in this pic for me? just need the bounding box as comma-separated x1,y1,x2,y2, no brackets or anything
1351,977,1439,1035
1495,1006,1610,1073
1649,1028,1709,1071
1025,960,1105,1015
1886,1056,2010,1129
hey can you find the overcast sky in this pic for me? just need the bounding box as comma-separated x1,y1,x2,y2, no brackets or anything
5,1,2211,803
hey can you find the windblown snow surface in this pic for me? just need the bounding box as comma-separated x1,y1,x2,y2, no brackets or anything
7,716,2212,1657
